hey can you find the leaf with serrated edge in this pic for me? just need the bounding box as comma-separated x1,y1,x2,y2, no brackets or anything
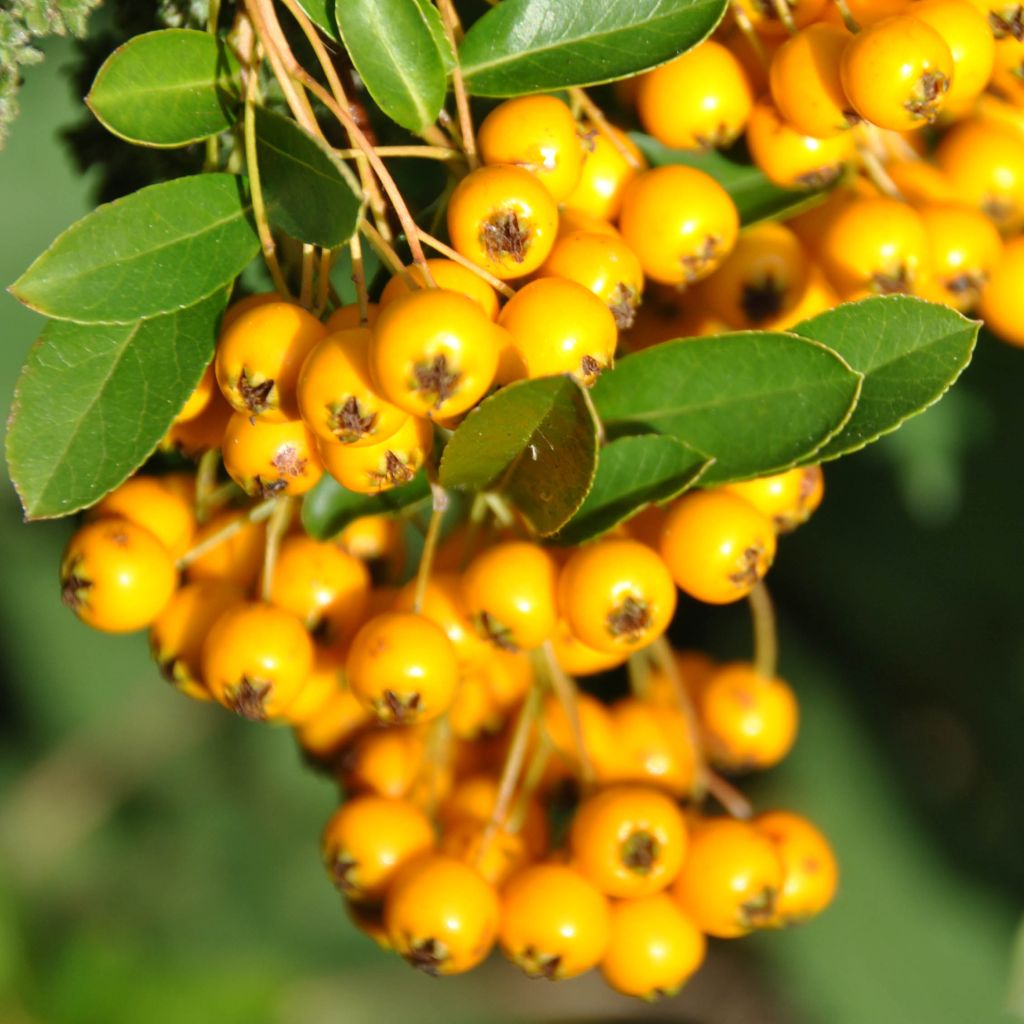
554,434,713,545
631,132,829,226
460,0,727,97
87,29,240,148
10,174,258,325
334,0,449,133
255,106,362,248
439,376,599,536
301,472,430,540
6,290,229,520
788,295,979,462
592,332,862,485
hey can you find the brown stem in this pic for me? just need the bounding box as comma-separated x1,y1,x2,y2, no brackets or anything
260,496,294,602
177,498,277,568
833,0,861,31
436,0,479,168
349,232,370,324
570,88,643,169
359,217,413,278
300,243,315,308
416,230,517,298
728,1,770,66
748,581,779,680
540,641,595,787
707,771,754,820
314,246,332,317
412,483,448,614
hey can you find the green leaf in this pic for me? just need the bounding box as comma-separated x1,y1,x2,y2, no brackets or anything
86,29,240,148
592,332,862,484
5,290,228,520
460,0,727,97
439,376,600,536
788,296,979,462
254,106,362,249
554,435,712,545
301,471,431,540
296,0,340,39
10,174,258,325
334,0,450,133
631,133,828,226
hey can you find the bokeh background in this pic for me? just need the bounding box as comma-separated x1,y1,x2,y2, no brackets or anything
2,33,1023,1024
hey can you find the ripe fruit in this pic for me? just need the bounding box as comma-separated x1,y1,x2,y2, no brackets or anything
671,818,784,937
550,618,629,677
184,510,266,589
90,475,196,558
608,698,698,797
497,277,619,385
840,16,953,130
60,518,178,633
461,541,559,652
563,124,645,220
378,260,499,320
370,288,501,419
297,327,409,447
321,795,435,902
174,364,216,424
700,662,800,771
539,230,644,329
911,0,996,109
569,784,688,898
318,415,433,495
756,810,839,924
918,203,1003,311
392,572,490,666
600,894,706,999
221,413,323,497
659,490,777,604
346,611,459,724
980,236,1024,345
619,166,739,286
636,41,753,150
215,301,326,422
384,854,500,975
341,725,432,801
446,164,559,279
557,539,677,655
769,25,854,139
201,601,314,720
439,819,530,886
477,95,585,201
150,579,245,701
499,864,611,979
723,465,825,532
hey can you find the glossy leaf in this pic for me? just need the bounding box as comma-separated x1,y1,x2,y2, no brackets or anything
11,174,258,325
789,296,979,462
632,133,827,225
296,0,339,38
592,332,862,484
301,471,430,540
6,290,229,520
554,434,712,545
255,106,362,249
460,0,727,96
87,29,240,148
334,0,450,133
439,376,599,535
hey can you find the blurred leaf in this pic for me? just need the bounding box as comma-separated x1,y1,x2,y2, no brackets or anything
554,434,712,544
11,174,257,324
789,296,980,461
6,290,227,519
255,106,362,248
296,0,340,39
334,0,450,133
460,0,727,96
631,132,828,225
301,470,431,539
439,376,599,535
592,332,862,484
86,30,240,148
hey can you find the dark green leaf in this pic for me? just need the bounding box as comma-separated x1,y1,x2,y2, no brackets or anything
11,174,258,324
254,106,362,249
460,0,727,97
334,0,450,133
439,376,599,536
631,133,828,226
788,296,979,462
296,0,340,39
86,29,240,148
592,332,862,484
301,471,430,540
554,434,712,545
5,290,228,520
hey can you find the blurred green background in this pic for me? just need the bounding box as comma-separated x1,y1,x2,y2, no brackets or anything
2,35,1023,1024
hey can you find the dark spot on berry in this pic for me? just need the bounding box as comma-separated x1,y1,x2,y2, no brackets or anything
413,354,461,409
370,450,415,489
621,829,659,875
60,560,92,611
794,165,844,190
482,210,529,263
905,72,949,122
329,396,378,443
255,475,289,499
272,444,307,479
740,885,778,928
871,265,912,295
475,610,518,652
405,936,448,975
989,5,1024,39
329,851,359,892
237,367,276,416
944,271,984,304
606,594,652,643
579,354,604,382
729,544,767,588
740,274,785,325
381,688,422,723
521,945,563,980
608,282,639,329
681,235,721,283
228,676,272,720
579,127,598,153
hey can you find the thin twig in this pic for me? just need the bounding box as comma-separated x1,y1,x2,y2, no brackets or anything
314,247,333,317
194,448,221,524
416,230,517,298
177,499,277,568
261,496,294,602
540,641,595,786
300,243,315,308
833,0,861,31
359,217,410,278
436,0,479,168
728,1,770,66
349,232,370,324
769,0,798,35
412,483,449,614
570,87,643,169
748,581,779,681
707,771,754,819
334,144,462,161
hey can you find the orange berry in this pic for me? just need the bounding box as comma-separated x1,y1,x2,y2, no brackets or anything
722,465,825,532
90,475,196,558
564,124,645,221
318,415,433,495
393,572,490,666
918,202,1003,311
980,236,1024,345
324,302,378,331
608,698,698,797
756,810,839,924
184,509,266,589
221,413,323,498
174,364,216,424
378,260,499,320
912,0,996,108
